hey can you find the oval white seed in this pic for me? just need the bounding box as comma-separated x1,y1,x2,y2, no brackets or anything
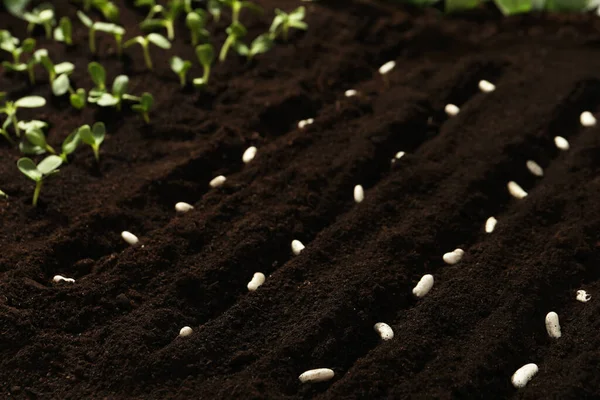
298,118,314,129
485,216,497,233
526,160,544,177
580,111,597,127
507,181,528,199
247,272,266,292
395,151,405,159
576,290,591,303
291,239,305,255
443,248,464,265
121,231,139,246
444,104,460,117
299,368,334,383
412,274,434,298
209,175,226,188
175,202,194,213
478,80,496,93
242,146,257,163
53,275,75,283
554,136,569,151
179,326,193,337
378,61,396,75
354,185,364,203
345,89,357,97
373,322,394,340
545,311,561,339
511,363,538,388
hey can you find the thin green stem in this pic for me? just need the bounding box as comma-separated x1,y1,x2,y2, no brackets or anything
44,23,51,39
179,73,186,87
32,180,42,206
219,36,233,62
203,65,210,83
143,112,150,124
166,20,174,40
232,4,240,24
143,44,153,70
115,35,123,56
93,145,100,162
46,145,56,154
11,115,19,137
28,65,35,84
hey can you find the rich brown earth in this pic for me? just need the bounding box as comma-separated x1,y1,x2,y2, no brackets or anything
2,0,600,398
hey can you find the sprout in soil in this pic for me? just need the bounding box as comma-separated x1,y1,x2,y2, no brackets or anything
170,56,192,87
77,11,125,55
234,33,274,61
131,93,154,124
270,6,307,41
87,69,129,109
1,118,16,145
0,96,46,137
17,155,62,206
219,22,246,62
25,127,56,155
140,0,185,40
186,9,209,46
88,61,107,93
193,43,214,88
74,0,120,22
60,129,81,162
53,16,73,45
78,122,105,162
207,0,223,21
124,33,171,70
37,50,75,87
26,49,47,84
23,4,56,39
0,31,36,76
0,188,7,198
17,120,48,154
222,0,262,24
70,88,87,110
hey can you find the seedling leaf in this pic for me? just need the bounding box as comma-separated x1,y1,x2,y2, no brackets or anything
70,88,87,110
92,122,106,144
147,33,171,49
112,75,129,97
196,43,215,66
15,96,46,108
37,155,62,174
61,129,81,156
88,62,106,90
54,62,74,75
52,73,70,96
25,128,48,147
17,157,42,181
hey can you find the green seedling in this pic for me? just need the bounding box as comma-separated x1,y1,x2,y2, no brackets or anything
60,129,81,162
131,93,154,124
207,0,223,21
50,73,86,109
186,9,209,46
0,189,6,198
25,49,48,84
221,0,262,24
270,6,307,41
77,11,125,54
170,56,192,87
88,61,107,94
17,120,49,154
124,33,171,70
75,0,120,21
25,127,56,155
140,0,185,40
70,88,87,110
0,30,35,64
234,33,274,61
219,22,246,62
1,118,15,145
53,16,73,45
193,43,214,88
17,155,62,206
38,51,74,84
0,96,46,137
23,4,56,39
78,122,105,162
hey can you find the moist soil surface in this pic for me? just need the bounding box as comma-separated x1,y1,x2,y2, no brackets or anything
1,0,600,399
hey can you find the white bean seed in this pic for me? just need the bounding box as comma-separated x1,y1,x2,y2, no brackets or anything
576,290,591,303
554,136,569,151
299,368,334,383
444,104,460,117
507,181,528,199
209,175,226,188
526,160,544,177
247,272,265,292
511,363,538,388
580,111,597,127
378,61,396,75
121,231,139,246
53,275,75,283
373,322,394,340
345,89,357,97
242,146,257,163
354,185,364,203
485,216,497,233
395,151,405,159
443,248,464,265
179,326,193,337
175,202,194,213
478,80,496,93
412,274,434,298
545,311,561,339
291,239,305,255
298,118,314,129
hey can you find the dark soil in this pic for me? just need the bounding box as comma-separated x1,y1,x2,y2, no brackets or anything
2,0,600,398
